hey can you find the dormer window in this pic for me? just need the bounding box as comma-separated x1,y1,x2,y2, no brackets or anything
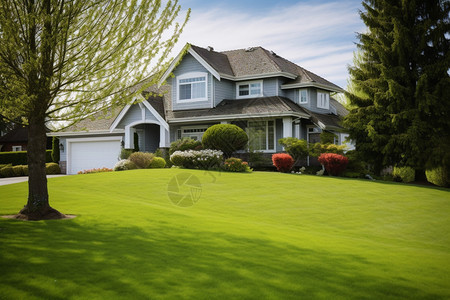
236,80,263,98
317,91,329,109
177,72,207,102
297,89,308,104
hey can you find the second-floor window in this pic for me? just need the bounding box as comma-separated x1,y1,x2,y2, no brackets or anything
298,89,308,104
236,81,263,98
177,72,207,102
317,91,329,109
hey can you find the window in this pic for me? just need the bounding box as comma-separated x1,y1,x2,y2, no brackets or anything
247,120,275,152
177,72,207,102
236,81,262,98
179,126,208,141
299,89,308,104
12,146,22,151
317,92,329,109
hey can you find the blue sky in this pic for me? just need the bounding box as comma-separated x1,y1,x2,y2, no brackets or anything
171,0,366,89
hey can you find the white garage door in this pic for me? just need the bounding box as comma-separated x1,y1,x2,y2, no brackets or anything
67,137,122,174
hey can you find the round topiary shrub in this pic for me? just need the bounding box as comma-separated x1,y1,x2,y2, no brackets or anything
318,153,349,176
393,166,415,183
149,157,166,168
128,152,154,169
426,167,449,187
202,124,248,158
272,153,295,173
114,159,138,171
45,163,61,175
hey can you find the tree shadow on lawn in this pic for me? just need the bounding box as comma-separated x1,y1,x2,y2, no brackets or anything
0,219,445,299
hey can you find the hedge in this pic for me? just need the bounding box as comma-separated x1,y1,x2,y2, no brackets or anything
0,150,52,165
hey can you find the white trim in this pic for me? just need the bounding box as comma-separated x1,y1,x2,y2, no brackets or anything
247,120,276,152
48,129,125,137
138,102,145,120
299,89,308,104
167,112,310,124
109,102,134,132
221,72,297,81
176,72,208,103
236,80,263,99
281,82,345,93
139,94,169,130
188,48,221,80
317,91,330,109
282,117,292,138
66,136,122,175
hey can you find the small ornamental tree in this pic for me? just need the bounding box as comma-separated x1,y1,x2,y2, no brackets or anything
318,153,349,176
202,124,248,158
272,153,294,173
51,137,60,163
278,137,308,164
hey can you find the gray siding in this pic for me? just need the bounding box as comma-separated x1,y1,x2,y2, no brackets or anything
145,108,161,123
277,78,287,97
117,105,141,128
307,89,331,114
263,78,278,96
172,54,213,111
214,78,234,106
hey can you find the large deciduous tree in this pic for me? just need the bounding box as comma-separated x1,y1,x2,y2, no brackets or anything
0,0,189,220
344,0,449,175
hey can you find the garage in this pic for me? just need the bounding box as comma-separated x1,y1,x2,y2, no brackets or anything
67,137,122,175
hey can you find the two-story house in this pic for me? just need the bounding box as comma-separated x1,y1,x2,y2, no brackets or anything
52,44,349,174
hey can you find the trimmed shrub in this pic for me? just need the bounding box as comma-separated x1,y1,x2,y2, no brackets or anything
12,165,24,177
22,165,29,176
46,163,61,174
120,149,134,160
0,164,12,169
278,137,308,163
426,167,449,187
0,150,53,165
309,143,346,157
169,138,203,155
78,167,113,174
129,152,154,169
223,157,252,173
318,153,349,176
114,159,138,171
149,157,166,168
202,124,248,158
272,153,295,173
393,166,415,183
170,150,223,170
51,137,60,163
0,166,14,178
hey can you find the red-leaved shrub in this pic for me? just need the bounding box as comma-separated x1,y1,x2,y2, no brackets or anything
318,153,349,176
272,153,294,172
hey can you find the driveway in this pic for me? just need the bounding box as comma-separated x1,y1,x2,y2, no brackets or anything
0,175,68,186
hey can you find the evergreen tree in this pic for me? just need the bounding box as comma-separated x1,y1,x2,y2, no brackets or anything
0,0,189,220
344,0,450,174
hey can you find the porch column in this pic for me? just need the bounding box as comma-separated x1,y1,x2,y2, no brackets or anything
283,117,293,138
124,126,136,149
159,126,169,148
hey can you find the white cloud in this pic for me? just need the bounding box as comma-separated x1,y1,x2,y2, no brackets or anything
171,1,365,89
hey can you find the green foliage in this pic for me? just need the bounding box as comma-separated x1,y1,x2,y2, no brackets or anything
248,151,272,169
0,150,52,165
426,167,449,187
320,132,338,144
12,165,24,177
78,168,113,174
133,133,140,152
393,166,415,183
114,159,138,171
278,138,308,162
129,152,154,169
202,124,248,158
170,150,223,170
345,1,450,172
169,138,203,155
45,163,61,175
223,158,252,173
51,137,60,163
149,157,166,169
120,149,134,160
0,166,13,178
22,165,29,176
309,143,346,157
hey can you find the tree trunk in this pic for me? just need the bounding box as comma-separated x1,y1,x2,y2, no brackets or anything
16,114,64,220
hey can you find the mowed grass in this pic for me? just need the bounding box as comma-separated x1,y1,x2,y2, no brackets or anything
0,169,449,299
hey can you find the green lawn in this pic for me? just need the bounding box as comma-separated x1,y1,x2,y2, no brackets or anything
0,169,449,299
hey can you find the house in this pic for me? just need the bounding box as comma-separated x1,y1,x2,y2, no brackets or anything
0,125,52,152
50,44,350,174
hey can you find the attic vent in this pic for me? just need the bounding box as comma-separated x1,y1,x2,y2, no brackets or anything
207,46,214,51
245,47,255,52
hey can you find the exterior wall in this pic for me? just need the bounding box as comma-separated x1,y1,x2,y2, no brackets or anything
275,118,283,152
134,124,159,152
0,142,27,152
172,54,213,110
117,105,141,129
262,78,278,96
214,78,234,106
306,89,331,114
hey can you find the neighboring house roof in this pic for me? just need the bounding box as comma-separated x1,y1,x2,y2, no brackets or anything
167,96,310,123
0,126,28,143
161,44,344,93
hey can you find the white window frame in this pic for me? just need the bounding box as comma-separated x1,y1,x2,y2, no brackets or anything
236,80,263,99
177,72,208,103
299,89,308,104
317,91,330,109
247,120,276,152
12,145,22,151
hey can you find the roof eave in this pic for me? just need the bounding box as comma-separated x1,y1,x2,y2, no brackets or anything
281,82,345,93
220,72,297,81
168,111,310,124
48,129,125,137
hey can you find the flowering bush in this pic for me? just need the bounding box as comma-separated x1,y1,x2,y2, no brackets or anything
223,157,252,172
272,153,294,172
169,138,203,155
114,159,138,171
318,153,348,176
78,167,113,174
128,152,154,169
170,149,223,170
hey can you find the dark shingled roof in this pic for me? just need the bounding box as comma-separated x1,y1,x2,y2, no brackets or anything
145,95,166,119
190,45,234,76
169,96,309,120
305,109,345,130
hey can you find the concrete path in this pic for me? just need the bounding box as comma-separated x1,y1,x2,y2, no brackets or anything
0,175,68,186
